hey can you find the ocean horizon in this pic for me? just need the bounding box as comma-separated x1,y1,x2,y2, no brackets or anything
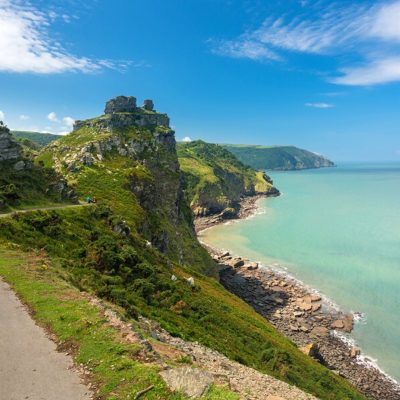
202,162,400,383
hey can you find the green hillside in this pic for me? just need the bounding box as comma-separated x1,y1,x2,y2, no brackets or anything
223,144,335,171
0,101,363,400
12,131,62,148
177,140,279,217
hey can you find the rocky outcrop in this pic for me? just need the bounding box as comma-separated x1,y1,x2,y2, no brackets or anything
0,122,22,163
104,95,137,114
142,99,154,111
47,96,199,265
74,97,169,132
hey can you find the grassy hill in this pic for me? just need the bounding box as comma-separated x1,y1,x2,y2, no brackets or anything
177,140,279,217
222,144,335,171
12,131,62,148
0,103,364,400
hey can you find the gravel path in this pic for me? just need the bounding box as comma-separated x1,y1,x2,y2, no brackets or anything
0,279,92,400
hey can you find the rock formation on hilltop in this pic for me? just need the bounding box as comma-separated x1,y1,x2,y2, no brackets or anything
73,96,169,132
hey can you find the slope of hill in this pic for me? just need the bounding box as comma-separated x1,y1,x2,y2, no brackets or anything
177,140,279,217
0,98,364,400
12,131,62,148
223,144,335,171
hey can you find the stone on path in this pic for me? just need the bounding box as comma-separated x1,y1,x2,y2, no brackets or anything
160,367,213,398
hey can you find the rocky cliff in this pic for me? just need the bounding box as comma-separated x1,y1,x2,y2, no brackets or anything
38,96,211,271
177,140,279,217
0,121,25,170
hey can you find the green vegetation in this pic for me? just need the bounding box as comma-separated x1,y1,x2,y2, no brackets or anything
0,248,237,400
0,207,364,399
0,110,364,399
12,131,62,148
177,140,278,216
222,144,335,171
0,163,75,212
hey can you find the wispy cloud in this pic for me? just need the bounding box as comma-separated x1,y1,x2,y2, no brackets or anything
211,1,400,86
0,0,131,74
181,136,192,142
0,110,5,121
305,102,334,109
19,114,30,120
333,57,400,86
211,38,281,61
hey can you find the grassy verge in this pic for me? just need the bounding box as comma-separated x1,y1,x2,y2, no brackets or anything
0,248,237,400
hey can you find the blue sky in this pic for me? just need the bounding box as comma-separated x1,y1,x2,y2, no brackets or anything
0,0,399,162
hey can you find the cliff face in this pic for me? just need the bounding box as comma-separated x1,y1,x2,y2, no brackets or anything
39,97,212,271
223,144,335,171
0,122,23,167
177,140,279,217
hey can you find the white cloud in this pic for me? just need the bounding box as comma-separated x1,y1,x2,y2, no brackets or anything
62,116,75,128
182,136,192,142
0,0,124,74
211,38,281,61
305,102,334,109
0,110,4,120
333,57,400,86
47,112,59,122
211,1,400,86
370,2,400,41
19,114,30,120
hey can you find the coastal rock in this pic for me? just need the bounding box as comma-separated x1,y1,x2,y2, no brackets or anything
310,326,329,338
331,320,345,329
300,343,320,358
350,347,361,358
227,258,245,268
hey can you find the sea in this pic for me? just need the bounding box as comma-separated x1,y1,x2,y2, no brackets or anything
201,162,400,383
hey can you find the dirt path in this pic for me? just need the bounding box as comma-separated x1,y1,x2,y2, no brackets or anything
0,279,92,400
0,203,90,218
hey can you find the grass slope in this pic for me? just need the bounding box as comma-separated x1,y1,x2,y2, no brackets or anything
0,247,237,400
177,140,277,216
0,207,364,400
222,144,335,171
12,131,62,148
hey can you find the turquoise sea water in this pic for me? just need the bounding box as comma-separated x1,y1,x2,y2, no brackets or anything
202,163,400,382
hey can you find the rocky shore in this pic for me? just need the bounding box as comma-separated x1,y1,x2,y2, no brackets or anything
194,194,267,233
196,196,400,400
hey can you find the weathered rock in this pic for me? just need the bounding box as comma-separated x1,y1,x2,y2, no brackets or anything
227,258,245,268
300,343,320,358
160,367,213,398
142,99,154,111
350,346,361,358
311,303,321,312
104,95,137,114
310,326,329,338
311,294,322,302
331,319,345,329
0,122,22,163
13,160,25,171
186,277,195,287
